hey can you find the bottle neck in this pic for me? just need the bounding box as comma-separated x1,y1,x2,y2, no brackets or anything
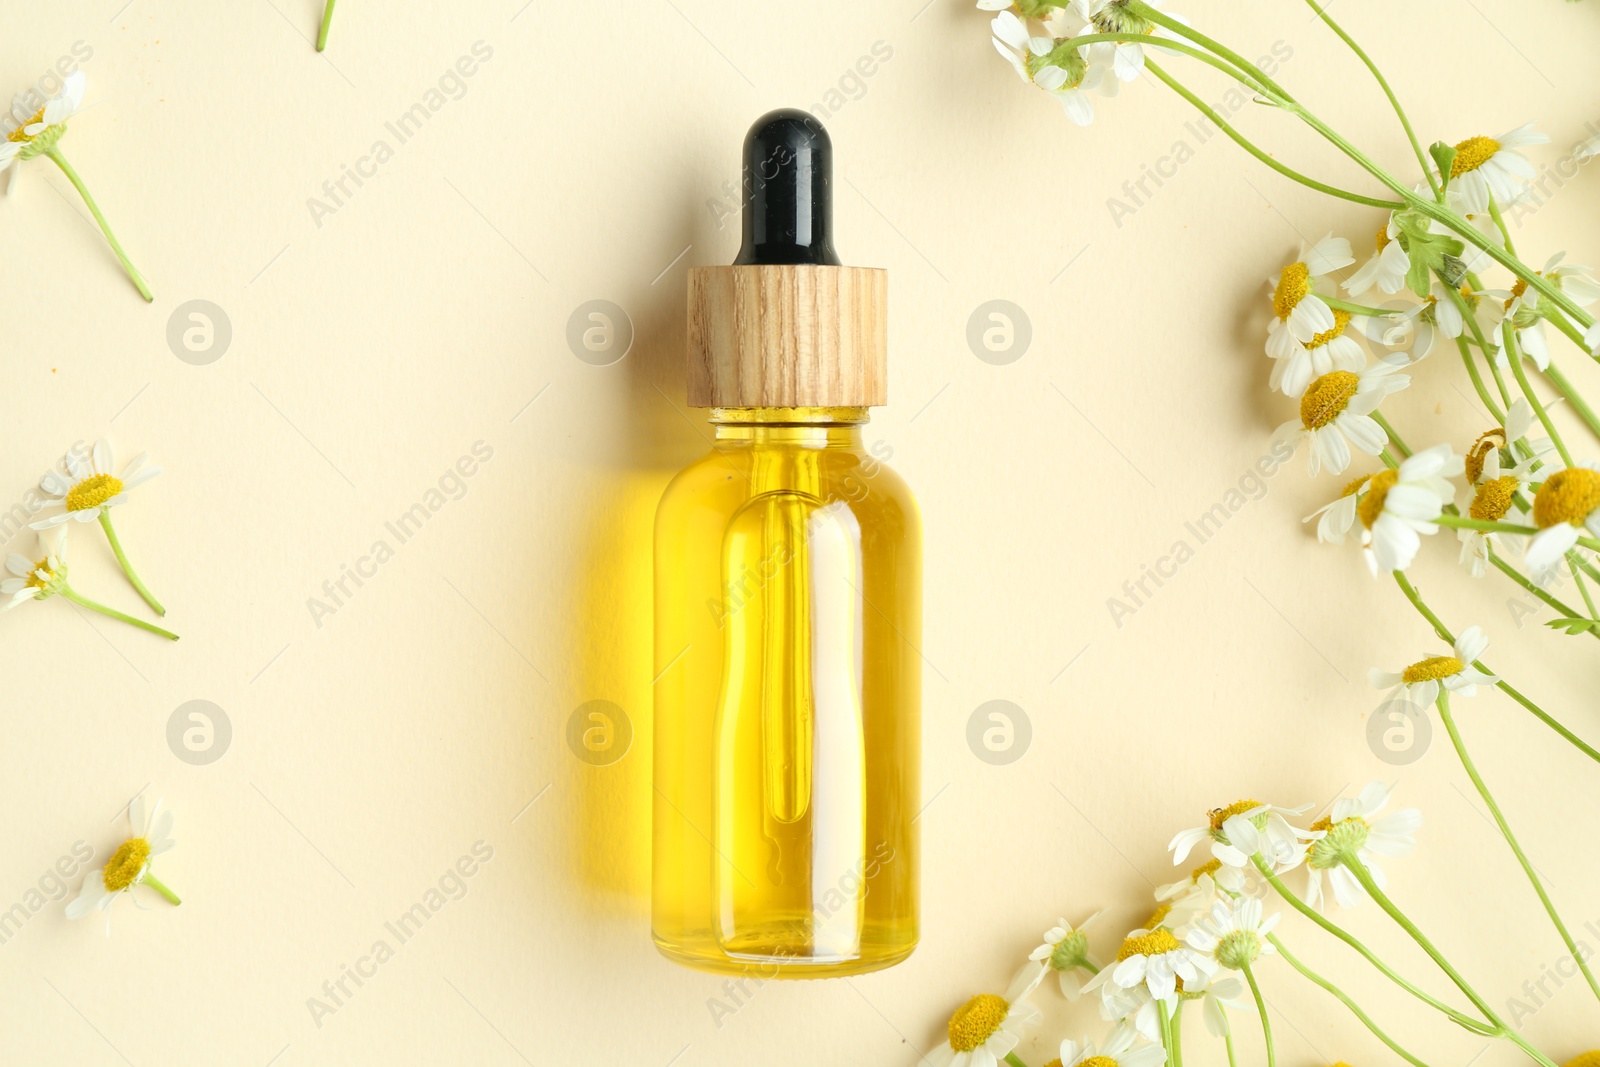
708,406,868,445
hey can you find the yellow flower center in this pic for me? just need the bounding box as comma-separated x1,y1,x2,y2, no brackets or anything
1043,1061,1065,1067
1306,309,1354,351
1209,799,1261,831
947,994,1009,1052
1340,474,1373,499
1451,135,1500,177
1533,468,1600,529
1300,371,1361,430
1374,225,1391,252
103,837,151,892
1504,277,1531,313
1357,468,1401,529
1564,1053,1600,1067
1145,903,1173,929
1078,1058,1119,1067
1273,262,1313,320
65,473,123,512
1403,655,1464,683
1471,476,1518,522
6,107,43,144
25,558,53,589
1309,815,1334,833
1118,928,1182,960
1465,429,1506,484
1191,857,1223,881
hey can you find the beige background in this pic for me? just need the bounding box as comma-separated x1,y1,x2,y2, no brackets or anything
4,1,1600,1064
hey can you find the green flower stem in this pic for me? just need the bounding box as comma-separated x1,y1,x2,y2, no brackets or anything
60,586,178,640
1436,515,1538,536
1343,859,1559,1067
1324,296,1397,317
98,511,164,616
1136,58,1401,210
1421,199,1593,328
1392,571,1600,764
1542,360,1600,444
1488,198,1518,257
1171,999,1185,1067
1487,547,1600,640
1300,0,1438,198
1371,412,1411,458
1485,347,1516,412
1503,322,1576,467
1240,961,1274,1067
318,0,337,51
1223,1030,1238,1067
1443,285,1512,413
1437,692,1600,1006
142,873,181,905
1157,999,1173,1060
1457,337,1506,423
1571,559,1600,620
1269,934,1433,1067
1128,2,1295,103
1250,856,1492,1032
1541,305,1600,364
42,148,153,303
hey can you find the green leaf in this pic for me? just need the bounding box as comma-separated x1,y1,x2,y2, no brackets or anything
1546,617,1598,634
1428,141,1456,188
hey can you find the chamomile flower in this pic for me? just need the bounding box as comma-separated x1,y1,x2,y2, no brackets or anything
1267,236,1355,358
1458,404,1543,576
1490,254,1600,371
1,71,86,185
1169,800,1317,871
1085,923,1215,1005
1270,308,1367,399
1030,912,1103,998
1303,472,1376,544
33,439,161,528
931,966,1043,1067
1274,361,1409,477
1303,782,1421,911
1050,1026,1166,1067
1184,897,1278,971
1072,0,1182,83
1445,123,1548,214
1344,219,1410,299
1154,858,1248,932
1,528,68,611
1370,626,1496,714
66,794,180,936
991,14,1106,124
1353,444,1462,574
1527,462,1600,571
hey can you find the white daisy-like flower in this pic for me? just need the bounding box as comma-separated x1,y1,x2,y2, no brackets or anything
1071,0,1183,84
1,528,69,611
1370,625,1496,712
1054,1025,1166,1067
1184,896,1278,972
1269,307,1367,399
1354,443,1462,574
1444,123,1549,214
1303,471,1377,545
1169,800,1318,873
990,13,1106,125
32,439,161,528
1154,858,1248,933
1,71,86,186
1458,402,1544,577
1526,462,1600,571
1084,923,1215,1006
1302,782,1421,911
1267,236,1355,359
66,794,180,936
1029,911,1103,999
1274,360,1409,477
931,965,1043,1067
1344,218,1410,299
1488,254,1600,372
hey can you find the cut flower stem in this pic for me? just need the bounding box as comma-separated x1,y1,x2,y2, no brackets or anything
44,148,152,302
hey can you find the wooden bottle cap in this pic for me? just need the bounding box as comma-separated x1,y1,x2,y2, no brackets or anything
686,263,887,408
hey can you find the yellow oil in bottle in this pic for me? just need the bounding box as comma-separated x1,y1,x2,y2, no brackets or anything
652,407,920,976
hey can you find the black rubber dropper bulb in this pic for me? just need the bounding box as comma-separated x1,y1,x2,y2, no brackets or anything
733,108,842,267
